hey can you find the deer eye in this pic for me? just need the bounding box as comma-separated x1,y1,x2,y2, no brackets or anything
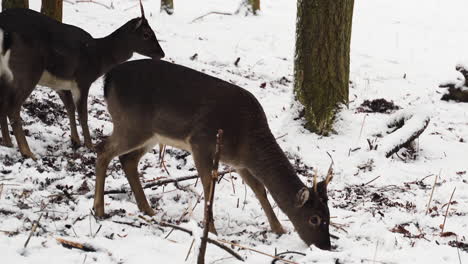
309,215,321,226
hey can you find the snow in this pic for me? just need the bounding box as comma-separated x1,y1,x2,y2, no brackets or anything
1,0,467,263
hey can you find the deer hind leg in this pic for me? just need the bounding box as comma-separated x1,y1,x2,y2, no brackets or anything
76,87,93,150
238,168,285,234
8,108,36,160
94,131,152,217
191,144,218,234
119,147,154,216
57,90,80,148
0,114,12,147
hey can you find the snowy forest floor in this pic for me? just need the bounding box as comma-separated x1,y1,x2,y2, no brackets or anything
1,0,467,263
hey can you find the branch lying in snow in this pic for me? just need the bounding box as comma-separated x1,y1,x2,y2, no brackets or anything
101,169,235,195
190,11,233,23
439,64,468,102
56,238,97,252
138,216,244,262
374,109,430,158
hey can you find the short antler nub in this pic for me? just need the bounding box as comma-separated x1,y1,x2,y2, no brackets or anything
313,169,318,193
139,0,145,18
325,162,333,185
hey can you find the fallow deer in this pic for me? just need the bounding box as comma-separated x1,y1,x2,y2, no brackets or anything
0,1,164,160
95,59,333,249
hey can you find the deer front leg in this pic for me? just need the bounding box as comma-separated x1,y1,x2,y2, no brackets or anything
0,114,12,147
238,169,286,234
8,109,36,160
76,87,93,149
119,147,154,216
57,90,80,148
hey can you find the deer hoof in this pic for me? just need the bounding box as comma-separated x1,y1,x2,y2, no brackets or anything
21,151,37,161
0,140,13,148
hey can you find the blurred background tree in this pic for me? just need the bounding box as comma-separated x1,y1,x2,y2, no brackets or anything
2,0,28,11
41,0,63,21
161,0,174,15
294,0,354,135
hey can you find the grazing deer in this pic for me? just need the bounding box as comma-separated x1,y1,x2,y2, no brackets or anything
95,59,333,250
0,1,164,160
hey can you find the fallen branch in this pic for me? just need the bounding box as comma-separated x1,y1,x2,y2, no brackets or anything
138,216,244,262
378,110,430,158
439,64,468,102
76,0,113,9
190,11,233,23
198,129,224,264
56,238,97,252
217,239,299,264
103,170,234,195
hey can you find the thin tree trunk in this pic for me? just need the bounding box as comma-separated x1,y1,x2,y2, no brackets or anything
41,0,63,22
294,0,354,135
236,0,260,15
248,0,260,14
2,0,28,11
161,0,174,15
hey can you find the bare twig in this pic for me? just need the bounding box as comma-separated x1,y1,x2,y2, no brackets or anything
363,175,381,186
441,187,456,233
76,0,112,9
190,11,233,23
217,239,298,264
137,216,244,262
56,238,97,252
198,129,224,264
185,239,195,261
425,171,440,215
102,170,234,195
24,212,44,248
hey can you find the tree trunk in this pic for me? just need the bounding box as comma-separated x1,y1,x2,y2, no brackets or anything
2,0,28,11
161,0,174,15
41,0,63,22
237,0,260,15
248,0,260,14
294,0,354,135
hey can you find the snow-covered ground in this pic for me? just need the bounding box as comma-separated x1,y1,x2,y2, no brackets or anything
1,0,467,263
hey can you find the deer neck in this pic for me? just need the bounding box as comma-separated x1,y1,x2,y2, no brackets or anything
247,132,306,216
94,28,133,76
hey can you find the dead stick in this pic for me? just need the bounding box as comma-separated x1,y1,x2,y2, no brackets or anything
137,216,244,262
216,239,299,264
102,170,234,195
363,175,381,186
190,11,233,23
425,171,440,215
441,187,456,233
24,212,44,248
198,129,224,264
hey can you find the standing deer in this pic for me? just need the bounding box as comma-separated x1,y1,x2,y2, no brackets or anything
95,59,333,250
0,1,164,160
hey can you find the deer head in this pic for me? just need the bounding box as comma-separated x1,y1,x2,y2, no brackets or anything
126,0,165,59
292,166,333,250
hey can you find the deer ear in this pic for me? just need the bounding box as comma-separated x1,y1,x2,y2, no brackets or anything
295,187,310,207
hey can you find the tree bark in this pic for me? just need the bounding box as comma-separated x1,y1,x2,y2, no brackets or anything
237,0,260,15
294,0,354,135
41,0,63,22
161,0,174,15
248,0,260,14
2,0,28,11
